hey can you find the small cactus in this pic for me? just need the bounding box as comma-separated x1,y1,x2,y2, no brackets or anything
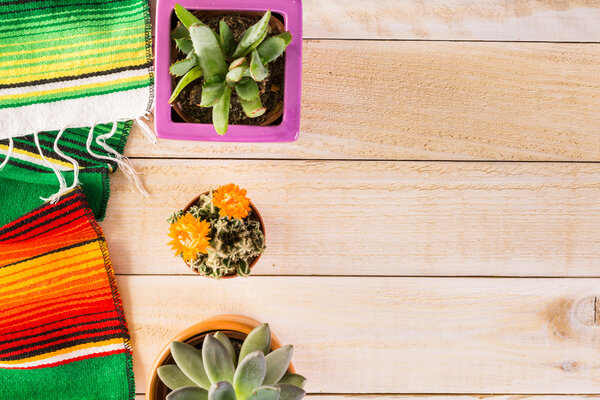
167,185,266,278
158,324,307,400
169,4,292,135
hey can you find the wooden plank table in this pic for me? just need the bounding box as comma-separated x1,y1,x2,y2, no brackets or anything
107,1,600,398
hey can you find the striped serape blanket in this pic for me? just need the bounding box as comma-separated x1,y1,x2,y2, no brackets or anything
0,187,134,399
0,0,155,201
0,121,132,226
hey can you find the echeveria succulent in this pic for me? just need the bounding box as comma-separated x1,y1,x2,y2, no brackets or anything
169,4,293,135
158,324,306,400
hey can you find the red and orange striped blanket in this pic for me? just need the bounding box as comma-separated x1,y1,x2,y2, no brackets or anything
0,188,134,399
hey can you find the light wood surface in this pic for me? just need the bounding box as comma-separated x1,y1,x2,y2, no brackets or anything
151,0,600,41
121,276,600,394
127,41,600,161
102,160,600,277
124,2,600,399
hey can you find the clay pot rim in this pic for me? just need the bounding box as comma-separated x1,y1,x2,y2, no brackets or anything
181,190,265,279
170,10,285,126
145,315,295,400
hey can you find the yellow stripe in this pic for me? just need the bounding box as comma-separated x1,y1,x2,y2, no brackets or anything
0,143,72,168
1,74,149,102
2,32,145,57
0,24,143,49
0,242,99,280
0,339,126,365
0,50,147,85
0,269,107,302
0,42,143,68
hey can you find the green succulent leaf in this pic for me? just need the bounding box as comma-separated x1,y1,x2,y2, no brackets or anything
172,24,190,40
200,81,227,107
220,20,235,57
249,50,268,82
246,385,280,400
208,381,237,400
212,86,232,135
263,345,293,385
229,57,247,70
169,66,203,104
175,37,194,55
233,351,266,400
257,32,291,64
189,24,228,83
275,384,306,400
214,332,237,366
171,341,212,389
235,78,260,101
175,3,203,29
239,97,266,118
232,10,271,58
226,66,247,84
167,386,209,400
170,54,198,76
238,324,271,364
158,364,198,390
277,373,306,389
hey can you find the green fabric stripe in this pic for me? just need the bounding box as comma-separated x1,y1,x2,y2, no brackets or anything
0,0,145,23
0,10,144,42
0,7,145,41
0,78,151,109
0,14,145,48
0,35,144,62
0,352,133,400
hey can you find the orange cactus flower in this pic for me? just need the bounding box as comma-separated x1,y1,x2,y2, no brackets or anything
212,184,251,219
168,213,211,262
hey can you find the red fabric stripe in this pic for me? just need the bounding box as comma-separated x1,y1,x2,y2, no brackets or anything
0,319,123,352
0,200,86,242
0,328,125,358
0,297,116,332
0,309,118,342
0,194,77,238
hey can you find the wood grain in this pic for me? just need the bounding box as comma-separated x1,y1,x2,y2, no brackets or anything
101,160,600,277
128,41,600,161
151,0,600,41
120,276,600,394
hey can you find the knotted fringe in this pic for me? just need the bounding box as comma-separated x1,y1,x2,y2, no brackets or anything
0,137,13,172
2,115,155,202
135,112,157,145
87,122,149,196
34,131,71,204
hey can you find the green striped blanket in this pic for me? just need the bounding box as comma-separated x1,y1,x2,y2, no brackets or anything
0,0,154,202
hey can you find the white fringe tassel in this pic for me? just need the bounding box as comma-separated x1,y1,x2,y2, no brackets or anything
87,123,149,196
34,132,70,204
0,137,13,172
135,112,157,145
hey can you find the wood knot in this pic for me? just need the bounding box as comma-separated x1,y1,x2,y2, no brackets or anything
542,296,599,342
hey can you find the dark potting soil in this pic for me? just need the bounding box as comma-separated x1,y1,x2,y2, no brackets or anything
174,14,285,126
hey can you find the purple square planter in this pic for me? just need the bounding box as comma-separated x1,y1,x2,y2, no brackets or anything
155,0,302,142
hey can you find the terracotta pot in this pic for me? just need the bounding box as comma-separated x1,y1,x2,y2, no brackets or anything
171,10,285,126
181,191,265,279
146,315,294,400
